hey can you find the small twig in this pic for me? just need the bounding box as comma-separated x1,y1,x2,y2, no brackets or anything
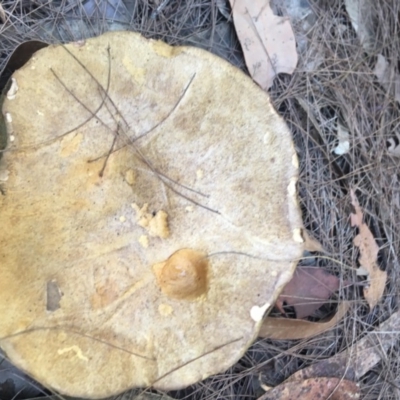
99,126,118,177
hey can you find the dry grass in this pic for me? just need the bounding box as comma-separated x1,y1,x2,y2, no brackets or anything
1,0,400,399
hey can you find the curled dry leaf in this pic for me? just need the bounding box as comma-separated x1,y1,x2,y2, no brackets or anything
270,0,320,72
228,0,298,90
275,267,346,319
257,377,360,400
350,189,387,309
259,302,350,340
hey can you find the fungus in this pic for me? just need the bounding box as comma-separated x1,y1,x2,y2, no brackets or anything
153,249,208,300
0,32,304,398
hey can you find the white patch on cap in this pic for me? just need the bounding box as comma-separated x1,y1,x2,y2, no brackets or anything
287,177,297,196
7,78,18,100
250,302,271,322
58,346,89,361
292,153,299,168
138,235,149,248
73,40,86,47
5,113,14,137
293,228,304,243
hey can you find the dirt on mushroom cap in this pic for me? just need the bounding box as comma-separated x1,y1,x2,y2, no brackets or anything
0,31,303,398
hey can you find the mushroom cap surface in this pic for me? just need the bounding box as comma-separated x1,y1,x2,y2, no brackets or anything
0,31,303,398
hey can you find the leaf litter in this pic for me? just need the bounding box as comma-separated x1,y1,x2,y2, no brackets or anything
257,376,360,400
284,307,400,384
373,53,400,105
345,0,400,105
228,0,298,90
260,301,351,340
261,260,351,340
273,266,349,319
350,189,387,309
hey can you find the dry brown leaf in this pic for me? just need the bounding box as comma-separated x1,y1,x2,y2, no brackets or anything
286,307,400,383
257,377,360,400
350,189,387,308
259,302,350,340
228,0,298,90
275,267,345,319
285,358,356,384
268,1,321,73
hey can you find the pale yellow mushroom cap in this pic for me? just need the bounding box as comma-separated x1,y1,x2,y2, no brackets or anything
0,31,303,398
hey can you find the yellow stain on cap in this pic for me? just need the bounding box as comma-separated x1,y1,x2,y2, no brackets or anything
158,303,173,316
124,169,136,186
58,346,89,361
60,133,83,158
122,57,146,85
139,235,149,248
151,40,183,58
